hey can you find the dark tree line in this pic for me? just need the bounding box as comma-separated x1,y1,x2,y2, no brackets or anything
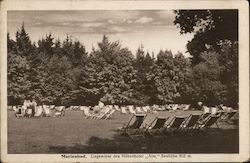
7,10,238,107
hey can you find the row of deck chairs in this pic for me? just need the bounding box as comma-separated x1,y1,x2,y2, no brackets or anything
81,106,116,120
118,105,158,114
202,106,238,123
68,105,158,114
153,104,190,111
11,105,65,118
118,110,237,138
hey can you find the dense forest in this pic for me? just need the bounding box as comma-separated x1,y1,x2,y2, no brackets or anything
7,10,238,107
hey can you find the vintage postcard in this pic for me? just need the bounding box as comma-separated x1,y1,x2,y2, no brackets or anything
1,0,249,162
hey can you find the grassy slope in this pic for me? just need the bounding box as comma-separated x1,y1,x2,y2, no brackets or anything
7,110,239,153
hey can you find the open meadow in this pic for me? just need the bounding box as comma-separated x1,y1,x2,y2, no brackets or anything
8,110,239,154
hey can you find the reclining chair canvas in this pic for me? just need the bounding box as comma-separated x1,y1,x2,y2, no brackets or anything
179,114,201,136
15,106,26,118
144,117,169,137
54,106,65,117
195,115,220,135
43,105,51,117
34,106,44,117
94,107,112,119
120,106,127,114
220,110,237,123
118,114,147,137
80,106,94,119
163,116,186,135
104,109,116,120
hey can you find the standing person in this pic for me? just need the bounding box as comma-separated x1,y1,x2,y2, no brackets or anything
30,98,37,117
197,101,203,110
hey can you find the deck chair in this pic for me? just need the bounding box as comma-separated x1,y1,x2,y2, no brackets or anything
43,105,51,117
197,115,220,129
220,110,237,123
142,106,150,113
151,105,159,111
150,105,159,114
120,106,127,114
34,106,44,117
203,106,210,113
104,109,116,120
169,104,178,112
8,106,13,111
94,107,112,119
211,107,218,115
15,106,26,118
144,117,169,137
135,107,144,114
128,106,136,114
67,106,74,110
13,106,18,112
49,105,55,110
114,105,120,111
179,114,201,136
163,116,186,135
118,114,147,132
194,115,221,136
118,114,147,138
181,114,201,129
81,106,94,119
183,104,190,111
73,106,80,110
79,106,86,111
106,105,113,109
54,106,65,117
157,105,165,111
199,106,211,121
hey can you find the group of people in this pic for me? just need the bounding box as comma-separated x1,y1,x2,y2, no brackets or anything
16,98,38,117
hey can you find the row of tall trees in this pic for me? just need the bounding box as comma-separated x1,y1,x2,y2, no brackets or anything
7,10,238,107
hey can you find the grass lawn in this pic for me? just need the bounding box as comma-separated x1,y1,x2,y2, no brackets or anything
7,110,239,153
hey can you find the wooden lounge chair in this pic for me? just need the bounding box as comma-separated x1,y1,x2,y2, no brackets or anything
163,116,186,135
211,107,218,115
114,105,120,111
43,105,51,117
142,106,150,113
80,106,94,119
220,110,237,123
179,114,201,136
181,114,201,129
13,106,18,112
49,105,55,110
54,106,65,117
183,104,190,111
120,106,127,114
135,107,143,114
7,106,13,111
127,106,136,114
94,107,112,119
169,104,178,112
15,106,26,118
34,106,44,117
104,109,116,120
199,111,211,122
195,115,220,135
118,114,147,137
144,117,169,137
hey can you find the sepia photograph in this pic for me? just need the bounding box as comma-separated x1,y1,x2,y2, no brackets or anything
1,0,249,162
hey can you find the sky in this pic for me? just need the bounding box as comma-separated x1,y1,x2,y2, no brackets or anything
7,10,194,56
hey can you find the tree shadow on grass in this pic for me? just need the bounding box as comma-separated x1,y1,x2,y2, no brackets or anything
49,129,239,153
